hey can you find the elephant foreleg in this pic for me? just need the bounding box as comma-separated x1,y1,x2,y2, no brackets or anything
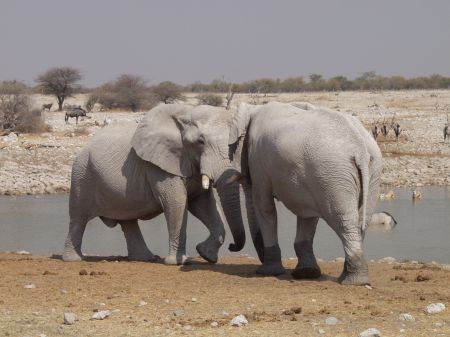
120,220,160,262
157,178,189,265
292,217,322,279
253,187,285,276
188,189,226,264
62,217,88,261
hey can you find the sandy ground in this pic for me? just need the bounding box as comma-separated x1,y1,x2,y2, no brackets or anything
1,90,450,336
0,253,449,337
1,90,450,195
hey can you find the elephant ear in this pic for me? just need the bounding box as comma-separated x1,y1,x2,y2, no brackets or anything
228,102,255,145
131,104,193,177
228,103,257,179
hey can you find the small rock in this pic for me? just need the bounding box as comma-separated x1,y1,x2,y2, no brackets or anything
222,310,230,317
291,306,302,314
61,289,68,295
191,297,197,302
173,309,185,317
325,316,338,325
184,325,192,331
39,334,47,337
365,285,373,290
63,313,76,325
24,284,36,289
426,303,446,314
434,322,443,327
359,328,381,337
318,329,326,334
399,313,415,321
91,310,111,320
230,314,248,327
211,321,219,328
379,257,396,263
79,269,88,276
138,300,147,306
15,250,30,255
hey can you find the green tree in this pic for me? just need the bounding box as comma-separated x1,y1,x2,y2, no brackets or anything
152,81,184,104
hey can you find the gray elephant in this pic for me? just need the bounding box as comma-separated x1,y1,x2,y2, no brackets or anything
368,212,397,231
227,102,383,285
62,104,246,264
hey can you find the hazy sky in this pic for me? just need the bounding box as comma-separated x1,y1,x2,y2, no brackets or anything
1,0,450,86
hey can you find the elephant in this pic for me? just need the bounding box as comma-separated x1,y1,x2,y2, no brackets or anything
226,102,383,285
368,212,397,231
62,104,246,265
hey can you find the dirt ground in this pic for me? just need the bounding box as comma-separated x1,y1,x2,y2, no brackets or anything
0,253,449,337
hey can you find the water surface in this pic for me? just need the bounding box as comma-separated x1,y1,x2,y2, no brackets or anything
0,187,449,263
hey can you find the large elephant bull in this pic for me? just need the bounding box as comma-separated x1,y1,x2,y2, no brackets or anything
226,102,383,285
63,104,246,265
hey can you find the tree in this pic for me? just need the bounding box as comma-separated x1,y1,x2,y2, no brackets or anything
152,81,184,104
36,67,82,111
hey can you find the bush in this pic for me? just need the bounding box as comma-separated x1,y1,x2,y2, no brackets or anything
0,81,51,133
85,94,99,112
197,93,223,107
94,75,158,112
152,81,184,104
15,108,52,133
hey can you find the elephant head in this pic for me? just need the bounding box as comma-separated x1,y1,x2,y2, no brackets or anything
131,104,246,252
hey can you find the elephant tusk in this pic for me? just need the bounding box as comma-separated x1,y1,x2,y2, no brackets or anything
202,175,210,190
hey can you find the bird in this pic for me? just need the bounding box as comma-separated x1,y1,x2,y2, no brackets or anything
412,190,422,200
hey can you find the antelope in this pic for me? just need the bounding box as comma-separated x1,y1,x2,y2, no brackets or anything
393,123,401,141
371,125,380,140
42,103,53,111
444,114,450,142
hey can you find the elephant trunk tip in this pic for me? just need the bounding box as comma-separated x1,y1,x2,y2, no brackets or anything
228,241,244,252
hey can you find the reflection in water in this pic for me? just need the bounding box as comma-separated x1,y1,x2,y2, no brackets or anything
0,187,449,263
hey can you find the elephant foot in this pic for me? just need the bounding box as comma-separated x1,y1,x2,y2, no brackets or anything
256,244,285,276
164,254,192,265
62,247,83,262
338,270,369,285
256,262,286,276
129,252,162,263
196,239,221,264
292,266,322,279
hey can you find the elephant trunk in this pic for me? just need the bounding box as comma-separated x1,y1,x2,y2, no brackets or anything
216,179,246,252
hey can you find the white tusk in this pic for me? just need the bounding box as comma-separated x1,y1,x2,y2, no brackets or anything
202,175,210,190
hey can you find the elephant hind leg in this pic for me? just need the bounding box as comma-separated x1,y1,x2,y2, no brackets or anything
62,217,88,261
329,213,369,285
120,220,160,262
292,217,322,279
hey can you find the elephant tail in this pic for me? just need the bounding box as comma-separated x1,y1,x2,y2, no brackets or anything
355,152,370,234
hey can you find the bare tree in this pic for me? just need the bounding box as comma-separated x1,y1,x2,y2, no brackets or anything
36,67,82,111
225,83,235,110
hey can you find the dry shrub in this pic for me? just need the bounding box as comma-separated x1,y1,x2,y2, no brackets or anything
197,93,223,106
15,108,52,133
